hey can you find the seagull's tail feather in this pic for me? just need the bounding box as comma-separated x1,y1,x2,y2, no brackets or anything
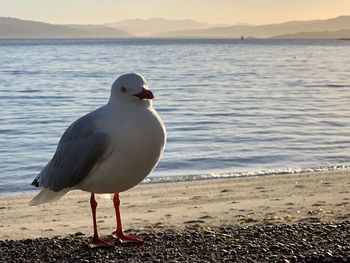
29,189,67,206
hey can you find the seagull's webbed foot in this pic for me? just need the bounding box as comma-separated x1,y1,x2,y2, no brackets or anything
112,230,144,244
90,235,115,248
112,193,144,244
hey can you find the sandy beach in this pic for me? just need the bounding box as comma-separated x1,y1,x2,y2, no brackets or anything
1,170,350,262
1,169,349,239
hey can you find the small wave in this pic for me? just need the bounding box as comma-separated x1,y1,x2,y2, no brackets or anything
143,165,350,184
305,84,349,88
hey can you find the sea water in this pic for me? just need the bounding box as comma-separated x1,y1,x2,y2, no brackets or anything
1,39,350,194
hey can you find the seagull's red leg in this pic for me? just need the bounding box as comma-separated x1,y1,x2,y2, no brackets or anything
90,193,114,248
112,193,143,243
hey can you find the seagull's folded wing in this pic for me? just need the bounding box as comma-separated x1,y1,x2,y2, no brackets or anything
32,114,110,191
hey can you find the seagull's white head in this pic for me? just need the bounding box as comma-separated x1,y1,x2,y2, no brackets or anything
110,73,154,106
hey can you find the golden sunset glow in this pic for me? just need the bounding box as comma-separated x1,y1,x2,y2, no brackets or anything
1,0,350,25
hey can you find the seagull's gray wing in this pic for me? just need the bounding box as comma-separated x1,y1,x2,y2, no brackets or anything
31,111,110,192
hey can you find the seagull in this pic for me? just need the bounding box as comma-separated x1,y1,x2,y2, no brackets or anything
29,73,166,247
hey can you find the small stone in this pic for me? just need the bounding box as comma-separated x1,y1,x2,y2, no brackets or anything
325,251,333,257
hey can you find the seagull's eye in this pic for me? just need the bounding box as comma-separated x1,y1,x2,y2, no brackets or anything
120,87,127,93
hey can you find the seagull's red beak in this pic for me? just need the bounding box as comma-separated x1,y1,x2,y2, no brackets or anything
133,88,154,100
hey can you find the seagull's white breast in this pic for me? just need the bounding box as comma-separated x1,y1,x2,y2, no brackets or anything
77,105,166,193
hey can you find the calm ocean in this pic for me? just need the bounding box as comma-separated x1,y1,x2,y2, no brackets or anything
1,39,350,194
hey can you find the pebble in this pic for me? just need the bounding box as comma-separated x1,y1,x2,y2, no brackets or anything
0,220,349,262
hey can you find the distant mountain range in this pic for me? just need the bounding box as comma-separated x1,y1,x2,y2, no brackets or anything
153,16,350,39
0,17,130,39
1,16,350,39
273,29,350,39
105,18,227,37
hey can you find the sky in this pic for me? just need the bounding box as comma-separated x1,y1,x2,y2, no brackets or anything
1,0,350,25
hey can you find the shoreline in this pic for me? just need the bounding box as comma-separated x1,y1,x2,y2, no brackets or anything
1,169,349,241
2,164,350,197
